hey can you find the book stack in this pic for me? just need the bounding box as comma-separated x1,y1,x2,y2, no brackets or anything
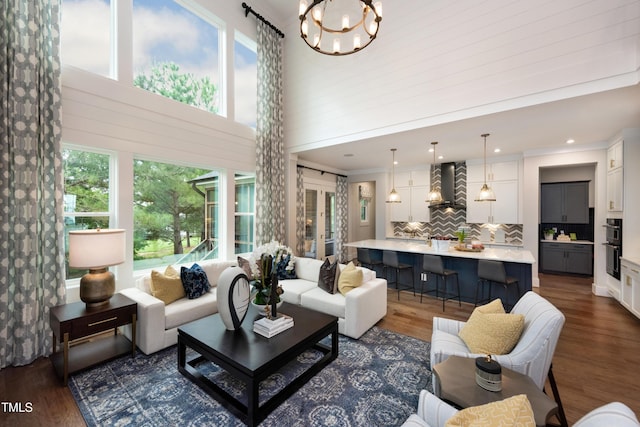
253,314,294,338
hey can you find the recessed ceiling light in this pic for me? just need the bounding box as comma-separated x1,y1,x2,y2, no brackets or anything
494,148,501,153
438,155,443,160
344,153,354,157
566,139,575,144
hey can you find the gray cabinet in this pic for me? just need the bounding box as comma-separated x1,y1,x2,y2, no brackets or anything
540,181,589,224
540,242,592,275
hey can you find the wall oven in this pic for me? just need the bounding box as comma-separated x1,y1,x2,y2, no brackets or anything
603,218,622,279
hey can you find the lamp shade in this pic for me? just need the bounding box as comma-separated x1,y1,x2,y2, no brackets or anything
69,229,126,269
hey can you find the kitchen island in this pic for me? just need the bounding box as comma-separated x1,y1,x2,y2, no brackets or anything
346,239,535,306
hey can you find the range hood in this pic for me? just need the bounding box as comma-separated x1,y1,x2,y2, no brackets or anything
429,162,466,209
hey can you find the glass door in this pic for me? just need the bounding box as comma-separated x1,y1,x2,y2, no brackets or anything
304,183,336,259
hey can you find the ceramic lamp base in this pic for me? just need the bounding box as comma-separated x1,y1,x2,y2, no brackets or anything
80,268,115,308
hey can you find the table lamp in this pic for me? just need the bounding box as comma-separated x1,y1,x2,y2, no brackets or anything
69,228,126,308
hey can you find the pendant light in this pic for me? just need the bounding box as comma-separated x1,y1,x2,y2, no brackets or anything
386,148,401,203
475,133,496,201
426,141,443,204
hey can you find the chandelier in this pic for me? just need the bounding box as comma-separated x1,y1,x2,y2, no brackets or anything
426,142,443,204
299,0,382,56
386,148,401,203
475,133,497,202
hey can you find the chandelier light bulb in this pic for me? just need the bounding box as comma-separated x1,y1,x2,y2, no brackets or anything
374,1,382,16
353,33,361,49
301,20,309,36
299,0,308,16
342,14,350,30
333,38,341,53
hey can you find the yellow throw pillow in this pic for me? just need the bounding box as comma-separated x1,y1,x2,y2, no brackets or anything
445,394,535,427
458,299,524,355
338,261,364,295
150,265,185,305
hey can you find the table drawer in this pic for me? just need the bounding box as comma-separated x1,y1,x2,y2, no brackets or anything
63,306,135,341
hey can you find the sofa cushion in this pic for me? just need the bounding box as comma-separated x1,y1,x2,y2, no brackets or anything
238,256,254,279
200,260,237,287
445,394,534,427
165,291,218,330
338,262,364,295
180,263,211,299
276,254,297,279
300,287,346,319
318,258,341,294
295,257,324,282
279,279,318,305
150,265,184,305
458,299,525,355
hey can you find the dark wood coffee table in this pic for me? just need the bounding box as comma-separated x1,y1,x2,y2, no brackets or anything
433,356,559,427
178,303,338,427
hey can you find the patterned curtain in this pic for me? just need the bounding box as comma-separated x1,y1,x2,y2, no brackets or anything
336,176,348,263
0,1,66,368
295,167,305,256
255,21,285,246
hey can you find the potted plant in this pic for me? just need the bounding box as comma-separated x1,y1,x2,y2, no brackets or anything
544,229,555,240
455,229,467,247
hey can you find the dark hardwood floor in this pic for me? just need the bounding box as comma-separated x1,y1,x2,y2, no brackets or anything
1,273,638,426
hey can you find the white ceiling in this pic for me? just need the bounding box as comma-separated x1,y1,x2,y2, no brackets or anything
262,0,640,173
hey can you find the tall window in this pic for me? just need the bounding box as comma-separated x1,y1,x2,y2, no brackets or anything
234,33,257,128
61,0,113,78
133,159,214,270
235,174,255,253
63,148,113,279
132,0,221,114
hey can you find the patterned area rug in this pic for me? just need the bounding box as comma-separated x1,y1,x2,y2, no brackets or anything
69,327,432,426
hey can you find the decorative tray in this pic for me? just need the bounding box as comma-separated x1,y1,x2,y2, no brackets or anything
454,245,483,252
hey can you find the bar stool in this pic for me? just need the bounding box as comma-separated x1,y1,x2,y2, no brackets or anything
420,254,461,311
357,247,383,276
476,259,521,311
382,250,415,300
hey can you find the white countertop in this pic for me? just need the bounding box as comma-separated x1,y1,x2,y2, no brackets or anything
621,256,640,267
347,239,536,264
387,236,523,247
539,239,594,245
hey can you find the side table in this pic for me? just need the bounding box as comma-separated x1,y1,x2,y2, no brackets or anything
433,356,561,427
50,293,137,385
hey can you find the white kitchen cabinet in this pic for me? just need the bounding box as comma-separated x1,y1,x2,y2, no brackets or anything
620,259,640,320
607,167,623,212
466,180,518,224
607,140,623,171
467,161,518,183
390,170,430,222
466,160,519,224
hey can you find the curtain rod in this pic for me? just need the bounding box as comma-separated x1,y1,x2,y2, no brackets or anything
242,2,285,38
297,164,347,178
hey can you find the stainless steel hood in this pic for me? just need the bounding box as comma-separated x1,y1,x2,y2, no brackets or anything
429,162,466,209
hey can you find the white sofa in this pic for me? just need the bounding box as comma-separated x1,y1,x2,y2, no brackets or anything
278,257,388,340
120,260,236,355
121,257,387,354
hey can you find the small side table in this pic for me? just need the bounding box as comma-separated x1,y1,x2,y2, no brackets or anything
433,356,559,427
50,293,137,385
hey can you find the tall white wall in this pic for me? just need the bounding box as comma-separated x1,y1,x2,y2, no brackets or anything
279,0,640,152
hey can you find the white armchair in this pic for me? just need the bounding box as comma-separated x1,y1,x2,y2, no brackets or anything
401,390,458,427
401,392,640,427
430,291,565,391
574,402,640,427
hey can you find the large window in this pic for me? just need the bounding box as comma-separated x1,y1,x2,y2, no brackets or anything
61,0,113,78
133,159,214,270
235,174,255,253
132,0,221,114
63,148,113,279
234,33,257,128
